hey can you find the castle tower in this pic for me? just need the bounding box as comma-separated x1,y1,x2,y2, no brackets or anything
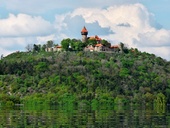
81,26,88,43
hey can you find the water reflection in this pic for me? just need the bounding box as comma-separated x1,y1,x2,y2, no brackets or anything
0,105,169,127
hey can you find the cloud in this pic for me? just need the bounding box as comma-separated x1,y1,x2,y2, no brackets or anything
0,13,56,56
0,37,26,48
0,37,37,53
0,13,54,37
0,2,170,61
0,37,27,57
117,23,131,27
55,14,113,38
134,29,170,47
140,46,170,61
36,34,59,44
54,3,170,60
0,47,13,57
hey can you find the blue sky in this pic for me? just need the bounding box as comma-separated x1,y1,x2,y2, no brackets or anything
0,0,170,60
141,0,170,29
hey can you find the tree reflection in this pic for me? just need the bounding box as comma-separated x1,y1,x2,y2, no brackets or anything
0,105,169,127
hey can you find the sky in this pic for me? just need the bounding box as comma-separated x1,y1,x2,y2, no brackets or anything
0,0,170,60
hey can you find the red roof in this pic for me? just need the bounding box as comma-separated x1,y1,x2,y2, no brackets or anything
110,45,119,48
95,43,103,47
89,35,101,41
89,37,95,40
81,26,88,33
56,46,62,48
95,35,101,41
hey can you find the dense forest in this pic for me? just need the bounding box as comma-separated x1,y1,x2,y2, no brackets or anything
0,47,170,109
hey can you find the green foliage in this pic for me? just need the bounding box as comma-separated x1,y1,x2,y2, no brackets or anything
120,42,129,53
5,101,14,107
119,68,130,77
0,80,3,87
0,94,20,106
71,39,84,51
114,95,126,105
33,44,41,52
101,39,111,47
87,39,97,46
61,38,71,51
144,92,154,103
35,62,48,72
154,93,166,113
154,93,166,105
0,49,169,106
61,38,85,51
98,52,106,59
46,40,54,48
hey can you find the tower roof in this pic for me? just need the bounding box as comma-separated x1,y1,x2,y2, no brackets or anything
81,26,88,33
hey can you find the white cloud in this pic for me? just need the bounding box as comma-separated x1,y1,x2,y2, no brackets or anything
0,37,26,48
0,2,170,61
0,13,54,37
0,47,13,57
140,47,170,61
37,35,56,44
54,3,170,60
37,33,69,45
0,13,56,56
0,37,37,53
0,37,27,57
134,29,170,47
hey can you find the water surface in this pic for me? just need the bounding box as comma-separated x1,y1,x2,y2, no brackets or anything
0,105,169,128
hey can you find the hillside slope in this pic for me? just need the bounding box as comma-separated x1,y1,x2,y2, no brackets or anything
0,50,170,106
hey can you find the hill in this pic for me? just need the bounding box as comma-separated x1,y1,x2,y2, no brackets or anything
0,50,170,107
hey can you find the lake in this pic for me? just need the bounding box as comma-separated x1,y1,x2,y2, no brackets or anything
0,104,169,128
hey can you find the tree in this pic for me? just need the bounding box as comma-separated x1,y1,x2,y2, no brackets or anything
120,42,129,53
120,42,124,51
87,39,97,46
72,40,84,51
25,44,33,52
119,68,130,77
35,62,48,73
42,44,47,52
33,44,40,52
101,39,111,47
46,40,54,48
61,38,71,51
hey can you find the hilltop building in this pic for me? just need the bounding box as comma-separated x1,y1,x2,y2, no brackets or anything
89,35,101,44
81,26,88,43
46,26,121,52
46,45,62,52
81,26,120,52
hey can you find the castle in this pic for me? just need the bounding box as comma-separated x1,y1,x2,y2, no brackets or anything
81,26,88,43
81,26,120,52
46,26,121,52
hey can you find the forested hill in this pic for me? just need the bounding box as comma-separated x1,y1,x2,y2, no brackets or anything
0,50,170,106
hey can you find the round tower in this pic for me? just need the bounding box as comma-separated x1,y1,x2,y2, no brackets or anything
81,26,88,43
